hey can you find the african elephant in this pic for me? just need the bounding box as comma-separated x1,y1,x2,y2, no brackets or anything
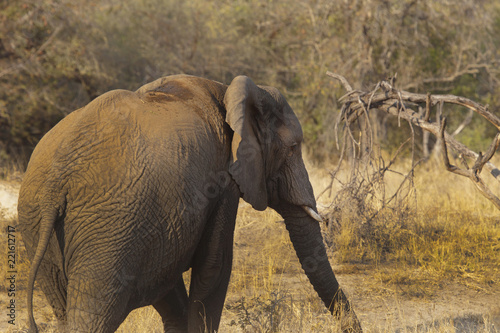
18,74,362,332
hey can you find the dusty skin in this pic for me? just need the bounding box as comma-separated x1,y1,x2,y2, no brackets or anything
1,174,499,332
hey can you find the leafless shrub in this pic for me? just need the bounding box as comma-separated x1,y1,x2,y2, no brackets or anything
321,72,500,254
226,291,292,333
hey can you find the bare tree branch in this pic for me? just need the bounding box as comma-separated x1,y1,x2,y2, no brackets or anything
326,71,353,92
451,109,474,137
328,72,500,211
402,63,493,90
439,118,500,210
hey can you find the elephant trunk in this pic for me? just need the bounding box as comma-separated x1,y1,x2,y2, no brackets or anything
283,211,362,332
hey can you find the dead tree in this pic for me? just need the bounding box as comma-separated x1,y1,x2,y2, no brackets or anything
326,71,500,211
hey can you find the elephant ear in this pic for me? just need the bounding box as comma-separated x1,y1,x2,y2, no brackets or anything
224,76,268,211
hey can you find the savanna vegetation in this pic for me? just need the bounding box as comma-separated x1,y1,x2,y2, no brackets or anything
1,0,500,332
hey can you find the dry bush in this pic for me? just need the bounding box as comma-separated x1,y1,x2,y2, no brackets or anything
314,72,500,299
314,151,500,300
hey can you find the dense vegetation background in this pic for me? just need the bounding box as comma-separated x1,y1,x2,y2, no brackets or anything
2,0,500,167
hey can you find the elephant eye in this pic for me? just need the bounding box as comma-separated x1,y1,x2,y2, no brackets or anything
288,142,298,157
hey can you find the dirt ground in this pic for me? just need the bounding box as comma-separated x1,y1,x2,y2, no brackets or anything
0,181,19,219
2,181,499,332
338,272,500,332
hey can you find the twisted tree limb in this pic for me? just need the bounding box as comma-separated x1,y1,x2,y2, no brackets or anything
439,118,500,210
327,71,500,210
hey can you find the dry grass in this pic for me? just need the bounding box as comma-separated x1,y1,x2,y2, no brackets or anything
2,159,499,332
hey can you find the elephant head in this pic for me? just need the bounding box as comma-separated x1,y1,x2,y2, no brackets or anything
224,76,362,332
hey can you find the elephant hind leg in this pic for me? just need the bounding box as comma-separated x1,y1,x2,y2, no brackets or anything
66,270,131,333
153,278,189,332
37,261,67,323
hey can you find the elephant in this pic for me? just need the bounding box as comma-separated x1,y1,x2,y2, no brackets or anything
18,74,362,333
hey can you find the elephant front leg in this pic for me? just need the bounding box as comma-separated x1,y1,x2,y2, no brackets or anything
153,278,189,332
188,261,232,333
187,185,239,333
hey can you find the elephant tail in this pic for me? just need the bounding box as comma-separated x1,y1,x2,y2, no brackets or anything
27,207,59,333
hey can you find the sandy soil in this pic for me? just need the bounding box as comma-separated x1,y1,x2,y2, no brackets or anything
338,273,500,332
0,181,20,220
2,181,499,332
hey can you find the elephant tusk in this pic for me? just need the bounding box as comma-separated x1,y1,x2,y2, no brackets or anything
302,206,323,222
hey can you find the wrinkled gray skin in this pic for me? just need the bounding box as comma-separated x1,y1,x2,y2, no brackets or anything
18,75,362,333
